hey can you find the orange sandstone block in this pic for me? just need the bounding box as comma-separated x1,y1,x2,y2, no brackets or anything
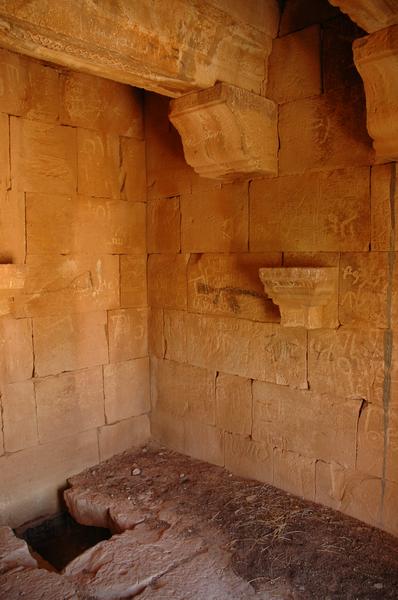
279,0,338,36
10,117,77,194
274,448,316,501
35,367,105,443
150,408,185,454
0,189,25,264
216,373,252,436
120,137,146,202
0,113,9,191
77,129,120,198
120,256,147,308
104,357,150,424
33,311,108,377
356,403,384,478
0,318,33,383
383,480,398,536
98,415,150,462
163,309,187,364
148,254,189,310
224,432,273,484
147,197,181,253
148,308,164,359
371,163,397,251
181,183,248,253
2,381,37,453
184,419,224,467
108,308,148,363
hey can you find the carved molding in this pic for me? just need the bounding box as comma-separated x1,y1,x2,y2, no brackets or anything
259,267,339,329
329,0,398,33
169,83,278,180
0,264,25,317
354,25,398,161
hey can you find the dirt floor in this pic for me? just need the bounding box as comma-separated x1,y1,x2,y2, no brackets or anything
63,444,398,600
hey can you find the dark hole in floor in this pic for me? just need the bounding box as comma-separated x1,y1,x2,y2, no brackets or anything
18,513,111,571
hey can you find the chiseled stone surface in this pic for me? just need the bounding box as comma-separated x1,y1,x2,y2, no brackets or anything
371,163,397,251
274,448,316,501
216,373,252,436
98,415,151,462
148,254,189,311
1,381,37,453
0,526,37,574
108,308,148,363
104,358,150,424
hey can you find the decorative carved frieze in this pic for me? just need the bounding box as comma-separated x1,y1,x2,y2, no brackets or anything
169,83,278,180
0,264,25,316
354,25,398,161
259,267,339,330
329,1,398,33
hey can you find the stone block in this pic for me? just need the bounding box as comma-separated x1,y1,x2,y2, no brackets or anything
98,414,150,462
224,432,273,483
356,403,384,478
10,117,76,194
148,254,189,310
184,419,224,466
120,256,147,308
150,408,185,454
386,408,398,483
77,128,120,198
371,163,397,251
60,70,143,138
148,308,164,359
0,48,26,115
27,194,146,255
151,358,215,424
147,198,180,253
274,449,316,500
187,252,281,322
181,183,248,253
308,328,385,404
267,26,321,104
14,255,120,318
383,480,398,536
339,252,389,327
216,373,252,436
0,189,25,263
33,311,108,377
250,167,371,252
283,252,340,268
0,113,9,192
279,0,339,36
104,358,150,424
120,137,146,202
108,308,148,363
315,460,382,528
253,381,360,468
2,380,37,453
279,86,373,174
0,318,33,383
0,429,99,527
322,16,363,92
35,367,105,443
163,309,188,364
207,0,279,37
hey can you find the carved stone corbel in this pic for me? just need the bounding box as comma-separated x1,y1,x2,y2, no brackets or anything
169,82,278,180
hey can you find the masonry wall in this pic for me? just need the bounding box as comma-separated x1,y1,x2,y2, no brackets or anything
0,50,150,527
147,3,398,537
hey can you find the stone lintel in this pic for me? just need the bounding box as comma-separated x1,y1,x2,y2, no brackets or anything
169,83,278,181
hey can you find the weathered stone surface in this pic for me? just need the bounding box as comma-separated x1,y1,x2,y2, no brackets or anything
383,480,398,536
120,137,147,202
279,0,339,36
0,318,33,383
33,311,108,376
216,373,252,436
315,460,382,528
356,403,384,478
0,429,99,527
120,255,147,308
0,189,25,264
322,16,363,92
0,526,37,574
181,183,248,253
0,568,83,599
77,128,120,198
108,308,148,363
207,0,279,36
283,252,340,269
151,358,215,424
10,117,76,194
330,0,398,33
187,252,281,322
98,415,150,462
253,381,361,468
0,112,9,192
148,254,189,310
104,358,150,424
267,26,321,104
170,83,278,180
339,252,389,327
14,255,119,317
354,26,398,161
0,0,273,97
386,406,398,483
35,367,105,443
308,328,385,404
163,309,188,364
279,86,373,174
224,432,273,484
2,381,37,453
147,197,181,253
60,70,143,137
151,408,185,453
184,419,224,466
148,308,165,359
259,266,339,329
274,448,316,500
27,194,146,255
371,163,397,251
250,167,371,252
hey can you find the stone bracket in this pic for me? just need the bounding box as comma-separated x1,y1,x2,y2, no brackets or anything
169,82,278,180
0,264,26,317
259,267,339,329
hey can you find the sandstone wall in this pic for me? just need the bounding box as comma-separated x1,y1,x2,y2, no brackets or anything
147,4,398,537
0,49,150,527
